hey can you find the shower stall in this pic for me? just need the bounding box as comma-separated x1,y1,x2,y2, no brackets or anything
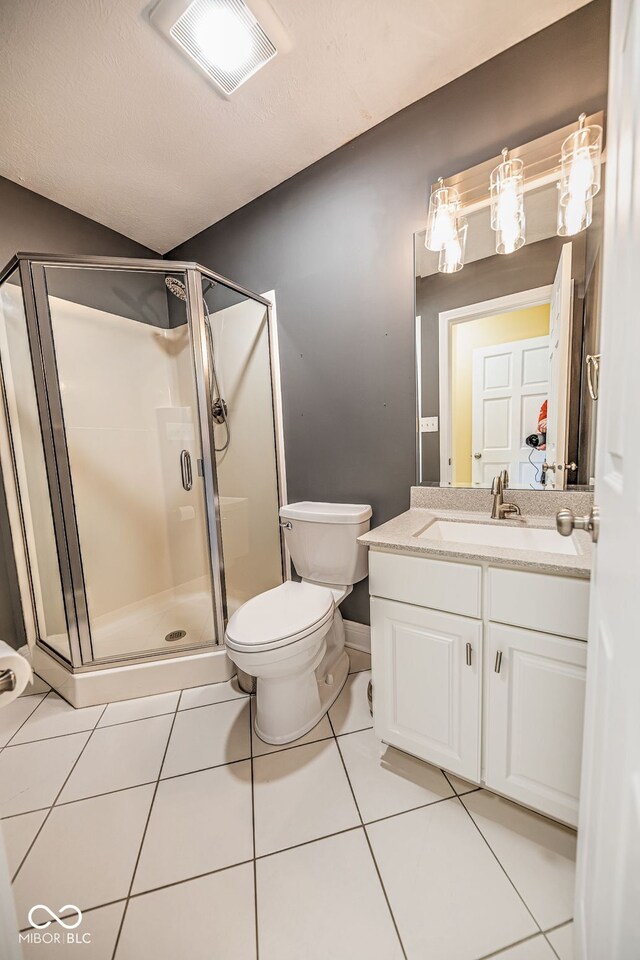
0,254,287,705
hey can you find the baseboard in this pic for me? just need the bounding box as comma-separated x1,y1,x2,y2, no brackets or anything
343,619,371,654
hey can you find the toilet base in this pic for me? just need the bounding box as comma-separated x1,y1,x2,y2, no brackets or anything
254,649,349,745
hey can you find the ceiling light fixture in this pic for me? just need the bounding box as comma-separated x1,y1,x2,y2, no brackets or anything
151,0,278,96
195,5,254,72
490,149,525,254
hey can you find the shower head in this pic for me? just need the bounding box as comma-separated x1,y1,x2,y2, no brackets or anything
165,276,187,301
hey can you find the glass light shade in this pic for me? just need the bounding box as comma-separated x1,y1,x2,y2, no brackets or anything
490,151,525,254
438,219,468,274
557,184,593,236
425,180,460,252
559,116,602,206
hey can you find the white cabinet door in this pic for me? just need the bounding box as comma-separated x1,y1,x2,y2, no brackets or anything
485,623,587,826
371,596,482,781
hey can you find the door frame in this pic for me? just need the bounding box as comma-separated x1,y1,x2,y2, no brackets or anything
438,285,552,486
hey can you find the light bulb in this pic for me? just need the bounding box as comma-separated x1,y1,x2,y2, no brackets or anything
438,220,467,274
425,180,460,252
557,184,592,237
496,178,521,251
196,6,254,72
490,150,525,254
431,205,457,249
567,147,595,201
558,114,603,218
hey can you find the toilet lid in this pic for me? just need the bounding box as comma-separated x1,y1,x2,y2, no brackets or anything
225,581,334,650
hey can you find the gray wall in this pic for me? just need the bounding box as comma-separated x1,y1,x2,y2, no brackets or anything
170,1,610,624
0,176,157,648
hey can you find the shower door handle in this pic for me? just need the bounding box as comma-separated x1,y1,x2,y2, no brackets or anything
180,450,193,491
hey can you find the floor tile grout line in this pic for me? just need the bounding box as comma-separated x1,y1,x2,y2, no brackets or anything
543,932,562,960
253,731,335,758
178,693,250,713
2,708,178,749
363,792,461,827
543,919,573,935
455,794,545,936
3,689,53,749
441,768,482,798
328,711,408,960
109,691,183,960
2,696,361,755
10,700,109,885
17,856,258,932
2,753,255,821
249,700,260,959
19,897,129,933
256,823,364,862
4,692,244,748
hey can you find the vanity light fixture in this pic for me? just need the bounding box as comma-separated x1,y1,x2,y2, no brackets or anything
490,149,525,254
425,178,461,253
150,0,278,96
556,113,602,237
438,219,468,274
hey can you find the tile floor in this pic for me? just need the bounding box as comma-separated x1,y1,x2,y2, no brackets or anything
0,652,576,960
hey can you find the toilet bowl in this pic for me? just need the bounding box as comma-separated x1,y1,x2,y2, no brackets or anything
225,501,371,744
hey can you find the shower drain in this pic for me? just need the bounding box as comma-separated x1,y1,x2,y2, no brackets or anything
165,629,186,642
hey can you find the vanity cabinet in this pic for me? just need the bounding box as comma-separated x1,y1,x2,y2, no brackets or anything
369,550,589,826
485,623,587,825
370,597,482,781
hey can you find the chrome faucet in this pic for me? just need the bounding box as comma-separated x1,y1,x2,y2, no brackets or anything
490,470,522,520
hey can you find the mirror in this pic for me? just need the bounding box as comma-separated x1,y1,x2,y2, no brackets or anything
415,160,604,491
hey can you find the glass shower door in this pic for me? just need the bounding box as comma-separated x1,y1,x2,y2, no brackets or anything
38,264,221,663
202,279,284,615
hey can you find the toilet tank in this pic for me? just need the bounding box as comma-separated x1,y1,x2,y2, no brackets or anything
279,502,372,586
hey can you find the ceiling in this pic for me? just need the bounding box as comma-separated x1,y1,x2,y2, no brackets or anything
0,0,592,253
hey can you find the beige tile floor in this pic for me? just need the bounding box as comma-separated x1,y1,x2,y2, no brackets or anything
0,652,576,960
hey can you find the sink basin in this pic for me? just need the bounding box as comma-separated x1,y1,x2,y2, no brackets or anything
417,520,578,556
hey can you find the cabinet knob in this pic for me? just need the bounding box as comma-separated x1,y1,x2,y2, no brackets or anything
494,650,503,674
465,642,472,666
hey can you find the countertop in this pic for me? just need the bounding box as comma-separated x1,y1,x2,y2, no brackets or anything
359,507,592,579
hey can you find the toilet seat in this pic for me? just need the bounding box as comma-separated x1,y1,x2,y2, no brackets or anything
225,581,335,654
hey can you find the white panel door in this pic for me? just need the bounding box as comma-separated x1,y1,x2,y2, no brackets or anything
575,1,640,956
371,596,482,781
545,242,572,489
485,623,587,827
471,336,549,489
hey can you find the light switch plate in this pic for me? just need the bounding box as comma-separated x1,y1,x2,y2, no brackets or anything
420,417,439,433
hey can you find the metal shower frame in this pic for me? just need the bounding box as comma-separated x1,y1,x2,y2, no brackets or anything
0,252,287,672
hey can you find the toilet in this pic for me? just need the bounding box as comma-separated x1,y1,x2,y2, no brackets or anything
225,501,372,744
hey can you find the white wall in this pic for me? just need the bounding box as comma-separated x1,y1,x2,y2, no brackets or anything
48,296,210,622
